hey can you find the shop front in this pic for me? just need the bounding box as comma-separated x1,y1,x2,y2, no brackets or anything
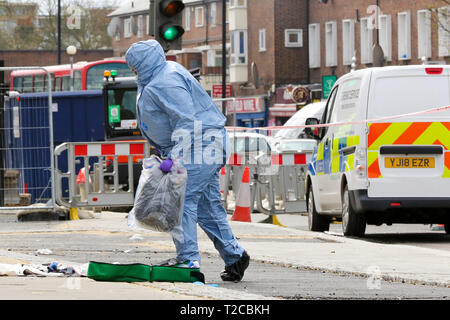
268,85,316,126
225,96,267,128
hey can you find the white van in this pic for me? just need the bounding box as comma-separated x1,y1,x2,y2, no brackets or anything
304,65,450,236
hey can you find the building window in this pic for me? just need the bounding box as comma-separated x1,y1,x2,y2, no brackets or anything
195,6,204,27
379,14,392,61
185,7,191,31
230,0,246,8
285,29,303,47
146,14,150,35
207,49,224,67
259,29,266,52
226,2,229,23
438,7,450,57
210,2,217,26
398,11,411,60
325,21,337,67
309,23,320,68
115,20,121,41
342,19,355,65
124,17,132,38
360,17,373,64
231,30,248,65
417,9,431,59
137,15,143,38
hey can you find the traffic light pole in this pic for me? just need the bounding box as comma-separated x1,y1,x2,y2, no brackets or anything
221,0,227,118
57,0,61,65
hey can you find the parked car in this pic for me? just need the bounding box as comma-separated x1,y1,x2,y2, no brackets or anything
273,101,326,141
228,132,272,165
272,138,318,154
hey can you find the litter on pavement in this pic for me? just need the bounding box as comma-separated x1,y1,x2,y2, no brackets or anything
0,262,88,277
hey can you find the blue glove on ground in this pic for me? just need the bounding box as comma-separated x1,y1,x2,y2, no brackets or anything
160,159,173,173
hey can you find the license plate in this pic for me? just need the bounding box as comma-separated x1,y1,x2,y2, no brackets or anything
384,157,435,168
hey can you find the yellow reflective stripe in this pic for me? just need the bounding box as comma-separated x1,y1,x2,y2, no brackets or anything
346,135,360,147
443,167,450,178
346,154,355,172
316,142,324,161
368,122,411,151
331,138,340,173
413,122,450,149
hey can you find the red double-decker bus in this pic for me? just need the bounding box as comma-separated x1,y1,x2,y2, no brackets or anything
10,59,134,93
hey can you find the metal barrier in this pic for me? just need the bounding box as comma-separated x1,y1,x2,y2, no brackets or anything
221,151,313,216
0,67,56,212
220,122,317,220
54,141,150,209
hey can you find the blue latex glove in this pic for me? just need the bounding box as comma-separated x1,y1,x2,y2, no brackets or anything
160,159,173,173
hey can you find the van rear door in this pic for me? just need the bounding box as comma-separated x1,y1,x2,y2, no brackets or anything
366,66,450,198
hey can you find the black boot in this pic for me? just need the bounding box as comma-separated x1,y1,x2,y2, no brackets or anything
220,251,250,282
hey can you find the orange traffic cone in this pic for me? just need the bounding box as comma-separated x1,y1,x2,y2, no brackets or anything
219,166,227,195
231,166,252,222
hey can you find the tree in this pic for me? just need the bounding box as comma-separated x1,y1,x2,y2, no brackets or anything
3,0,121,50
37,0,118,50
428,0,450,57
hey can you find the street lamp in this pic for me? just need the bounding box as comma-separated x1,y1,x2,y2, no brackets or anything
66,45,77,91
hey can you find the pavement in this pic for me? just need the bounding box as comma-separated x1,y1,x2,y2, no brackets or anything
0,209,449,300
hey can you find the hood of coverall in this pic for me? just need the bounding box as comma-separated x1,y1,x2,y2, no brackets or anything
125,40,166,87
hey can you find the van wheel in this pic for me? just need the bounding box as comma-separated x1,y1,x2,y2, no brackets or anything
307,188,330,232
342,185,366,237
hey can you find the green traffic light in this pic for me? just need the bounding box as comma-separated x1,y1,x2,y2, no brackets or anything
163,26,179,41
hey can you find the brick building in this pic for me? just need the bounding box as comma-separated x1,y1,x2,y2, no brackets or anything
308,0,450,84
107,0,450,127
108,0,229,97
0,1,37,35
230,0,310,126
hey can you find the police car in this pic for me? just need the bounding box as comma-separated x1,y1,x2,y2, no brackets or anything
304,65,450,236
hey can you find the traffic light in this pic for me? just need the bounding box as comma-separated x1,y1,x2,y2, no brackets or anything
150,0,185,52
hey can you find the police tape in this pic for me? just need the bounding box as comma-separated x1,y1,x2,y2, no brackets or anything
225,105,450,131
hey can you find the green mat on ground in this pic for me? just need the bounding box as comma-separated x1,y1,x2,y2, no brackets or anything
87,261,205,283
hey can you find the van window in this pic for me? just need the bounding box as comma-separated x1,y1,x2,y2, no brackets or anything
324,87,338,123
319,86,338,138
370,75,450,118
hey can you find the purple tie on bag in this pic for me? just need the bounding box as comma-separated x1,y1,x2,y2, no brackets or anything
160,159,173,173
